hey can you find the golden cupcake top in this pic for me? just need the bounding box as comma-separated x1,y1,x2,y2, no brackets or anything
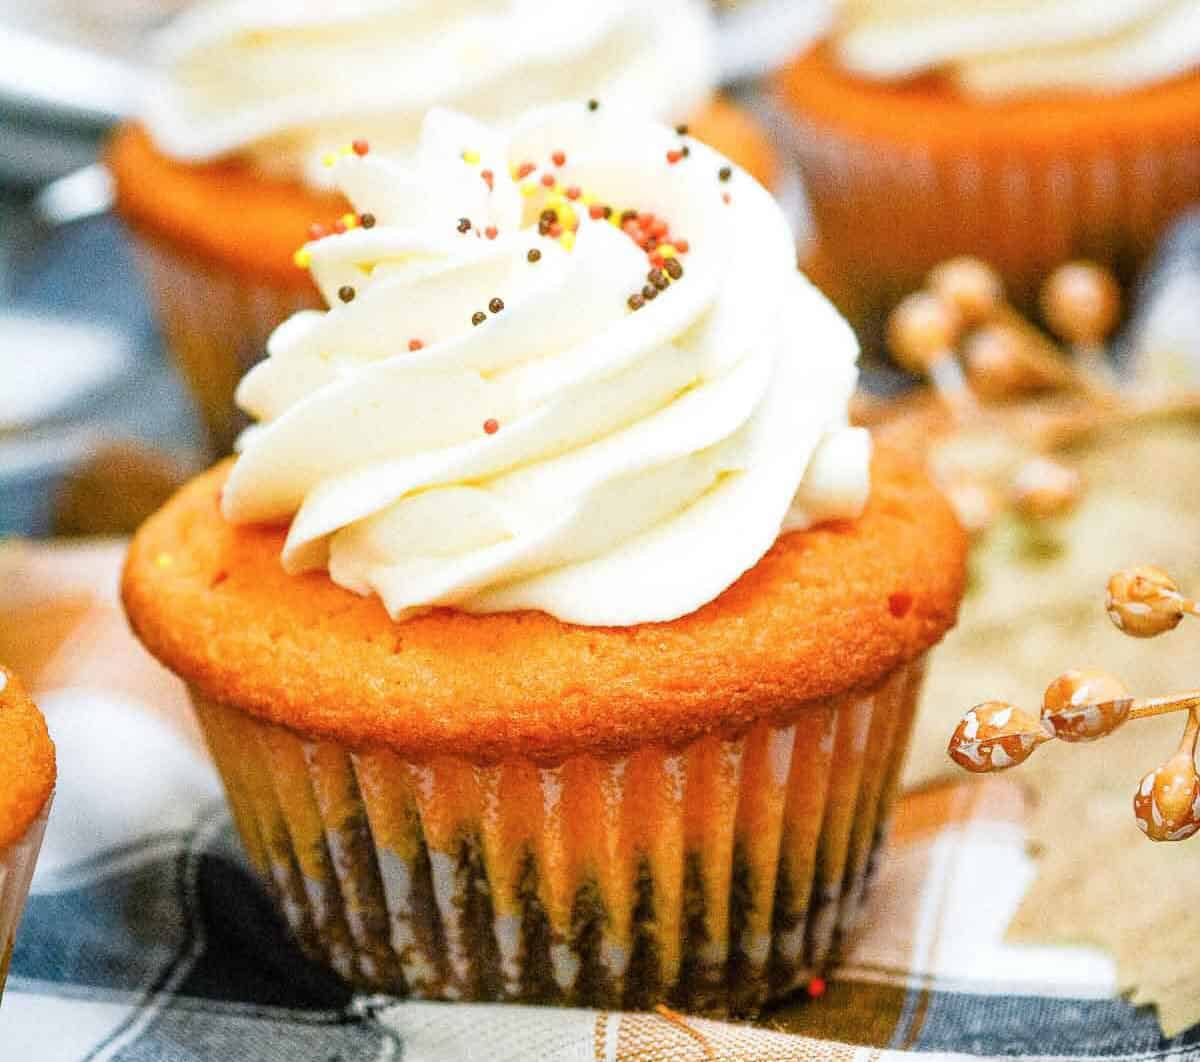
0,666,56,851
123,449,965,762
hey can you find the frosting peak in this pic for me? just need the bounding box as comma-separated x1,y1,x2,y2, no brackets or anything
144,0,716,186
222,105,868,626
837,0,1200,98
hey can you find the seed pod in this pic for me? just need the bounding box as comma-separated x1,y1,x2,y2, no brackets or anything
888,292,963,375
948,701,1049,773
1041,669,1131,742
1133,711,1200,842
1106,565,1185,638
1042,261,1121,348
928,257,1004,327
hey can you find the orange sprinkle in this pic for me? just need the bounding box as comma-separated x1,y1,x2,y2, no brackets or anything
483,418,499,435
485,225,498,240
675,238,690,253
551,150,566,166
308,223,327,240
516,161,535,179
481,168,494,190
807,977,827,999
540,173,556,188
332,218,347,234
565,186,581,200
588,204,607,220
352,139,369,156
408,339,424,352
666,149,683,164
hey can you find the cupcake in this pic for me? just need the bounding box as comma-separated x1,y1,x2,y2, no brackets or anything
109,0,780,454
122,104,966,1015
0,667,55,999
777,1,1200,340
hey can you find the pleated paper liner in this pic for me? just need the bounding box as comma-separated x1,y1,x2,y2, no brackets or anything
784,114,1200,349
0,798,51,1000
131,232,320,455
191,656,925,1017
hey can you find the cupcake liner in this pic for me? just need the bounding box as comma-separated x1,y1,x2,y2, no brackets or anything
190,655,927,1016
130,232,320,455
786,116,1200,338
0,797,51,999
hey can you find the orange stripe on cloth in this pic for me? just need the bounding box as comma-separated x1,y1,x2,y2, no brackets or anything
609,1008,870,1061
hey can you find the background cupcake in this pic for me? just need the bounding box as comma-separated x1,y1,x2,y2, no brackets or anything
123,103,966,1015
109,0,781,453
0,667,55,1000
777,0,1200,345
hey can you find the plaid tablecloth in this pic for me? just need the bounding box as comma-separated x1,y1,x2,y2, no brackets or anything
2,540,1196,1060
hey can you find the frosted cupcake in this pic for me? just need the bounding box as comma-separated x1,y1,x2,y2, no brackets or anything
123,104,966,1015
109,0,780,452
0,667,55,999
778,0,1200,334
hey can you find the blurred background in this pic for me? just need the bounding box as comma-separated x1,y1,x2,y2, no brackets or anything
0,3,206,539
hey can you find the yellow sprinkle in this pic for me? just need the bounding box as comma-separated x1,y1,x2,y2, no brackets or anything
560,206,577,230
520,183,538,197
545,193,565,210
293,248,312,268
341,212,358,229
658,244,677,259
322,153,338,167
580,193,596,206
560,231,575,252
462,149,480,165
155,552,173,569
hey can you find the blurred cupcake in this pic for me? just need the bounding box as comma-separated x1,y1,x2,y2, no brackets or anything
0,667,55,999
109,0,780,453
122,104,966,1015
778,1,1200,338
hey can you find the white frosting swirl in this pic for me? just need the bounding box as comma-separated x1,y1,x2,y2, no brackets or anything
143,0,716,187
837,0,1200,98
222,105,869,626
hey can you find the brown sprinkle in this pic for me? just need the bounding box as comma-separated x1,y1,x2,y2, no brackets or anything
457,217,472,233
360,213,376,229
718,166,732,182
642,284,658,301
489,297,505,314
628,293,645,311
665,258,683,280
647,268,668,291
472,311,486,326
337,285,355,303
527,248,542,263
